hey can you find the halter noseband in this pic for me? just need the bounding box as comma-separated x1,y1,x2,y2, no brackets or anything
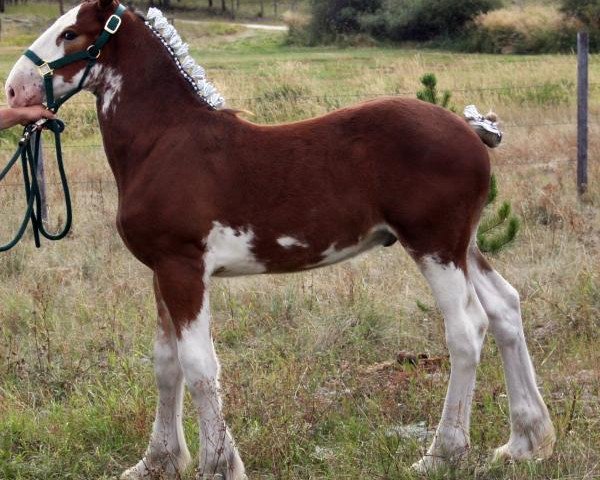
23,3,126,112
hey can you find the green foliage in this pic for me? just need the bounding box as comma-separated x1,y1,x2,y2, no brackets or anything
309,0,501,43
379,0,502,41
476,153,520,254
309,0,382,41
561,0,600,28
477,195,521,253
466,22,580,54
487,172,498,205
464,4,600,54
416,73,454,110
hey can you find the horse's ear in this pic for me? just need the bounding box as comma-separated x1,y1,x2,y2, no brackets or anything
98,0,115,10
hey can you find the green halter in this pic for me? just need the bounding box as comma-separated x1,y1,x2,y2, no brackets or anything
23,3,126,112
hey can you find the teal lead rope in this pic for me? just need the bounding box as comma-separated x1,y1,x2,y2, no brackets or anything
0,119,71,252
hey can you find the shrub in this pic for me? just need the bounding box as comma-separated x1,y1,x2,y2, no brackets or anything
416,73,454,111
309,0,500,43
309,0,382,42
383,0,502,41
561,0,600,28
469,5,600,53
469,6,577,53
283,11,311,45
359,0,501,42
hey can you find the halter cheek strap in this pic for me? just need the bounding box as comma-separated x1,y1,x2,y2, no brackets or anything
23,3,126,112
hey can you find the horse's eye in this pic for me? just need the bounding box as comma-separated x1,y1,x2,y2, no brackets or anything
62,30,78,41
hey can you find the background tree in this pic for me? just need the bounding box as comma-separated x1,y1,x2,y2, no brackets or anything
560,0,600,28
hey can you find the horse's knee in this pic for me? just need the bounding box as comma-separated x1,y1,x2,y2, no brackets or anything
446,312,488,371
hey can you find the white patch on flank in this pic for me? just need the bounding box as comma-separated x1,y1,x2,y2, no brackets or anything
88,65,123,116
313,224,395,268
277,236,308,249
203,222,266,277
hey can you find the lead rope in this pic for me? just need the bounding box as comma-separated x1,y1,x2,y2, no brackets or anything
0,118,71,252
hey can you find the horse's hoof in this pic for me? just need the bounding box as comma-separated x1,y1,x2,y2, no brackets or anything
492,420,556,463
411,454,448,474
196,474,224,480
121,451,191,479
196,472,248,480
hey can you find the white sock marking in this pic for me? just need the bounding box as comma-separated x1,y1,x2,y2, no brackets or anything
467,251,554,459
177,292,245,477
415,255,488,466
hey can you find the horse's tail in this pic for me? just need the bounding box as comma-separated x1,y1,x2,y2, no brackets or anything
464,105,502,149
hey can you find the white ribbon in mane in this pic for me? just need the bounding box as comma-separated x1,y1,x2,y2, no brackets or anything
145,8,225,109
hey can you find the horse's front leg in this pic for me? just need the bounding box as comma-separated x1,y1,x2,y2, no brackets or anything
156,257,246,480
122,276,191,479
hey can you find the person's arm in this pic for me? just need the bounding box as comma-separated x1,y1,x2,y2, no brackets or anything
0,106,55,130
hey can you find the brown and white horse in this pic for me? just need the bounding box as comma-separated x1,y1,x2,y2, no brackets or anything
6,1,555,478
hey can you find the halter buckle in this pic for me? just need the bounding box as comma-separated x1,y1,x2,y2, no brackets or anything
38,63,53,77
104,14,122,35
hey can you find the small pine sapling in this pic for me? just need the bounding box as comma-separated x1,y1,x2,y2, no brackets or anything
416,73,519,254
416,73,454,111
477,174,521,253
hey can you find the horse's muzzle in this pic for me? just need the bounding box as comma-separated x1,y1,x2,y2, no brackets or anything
5,57,44,107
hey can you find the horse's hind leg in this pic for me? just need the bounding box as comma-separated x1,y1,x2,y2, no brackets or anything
412,255,489,472
155,258,246,480
121,275,191,480
467,248,555,461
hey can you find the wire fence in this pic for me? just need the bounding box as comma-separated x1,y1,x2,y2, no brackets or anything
0,81,597,189
0,156,588,190
0,116,596,151
0,79,598,108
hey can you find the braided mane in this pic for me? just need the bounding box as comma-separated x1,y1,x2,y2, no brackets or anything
145,8,225,109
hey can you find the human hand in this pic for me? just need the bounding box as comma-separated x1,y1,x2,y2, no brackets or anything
0,105,56,129
15,105,56,126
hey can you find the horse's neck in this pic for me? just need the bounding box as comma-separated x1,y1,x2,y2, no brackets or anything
92,19,213,186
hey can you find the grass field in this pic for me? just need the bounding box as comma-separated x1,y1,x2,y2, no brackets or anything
0,7,599,480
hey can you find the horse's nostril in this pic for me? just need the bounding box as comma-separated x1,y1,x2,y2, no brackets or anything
8,86,15,98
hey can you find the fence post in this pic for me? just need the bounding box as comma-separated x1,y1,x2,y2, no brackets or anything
33,131,49,224
577,31,589,196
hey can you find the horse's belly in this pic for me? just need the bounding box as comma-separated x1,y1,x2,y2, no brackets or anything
205,221,396,277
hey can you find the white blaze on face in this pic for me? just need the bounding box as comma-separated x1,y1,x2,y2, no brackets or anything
5,6,84,107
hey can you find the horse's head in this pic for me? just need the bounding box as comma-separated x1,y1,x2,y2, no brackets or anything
6,0,124,108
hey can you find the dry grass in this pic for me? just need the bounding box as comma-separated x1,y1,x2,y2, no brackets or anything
470,4,582,54
0,21,599,480
475,5,565,32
